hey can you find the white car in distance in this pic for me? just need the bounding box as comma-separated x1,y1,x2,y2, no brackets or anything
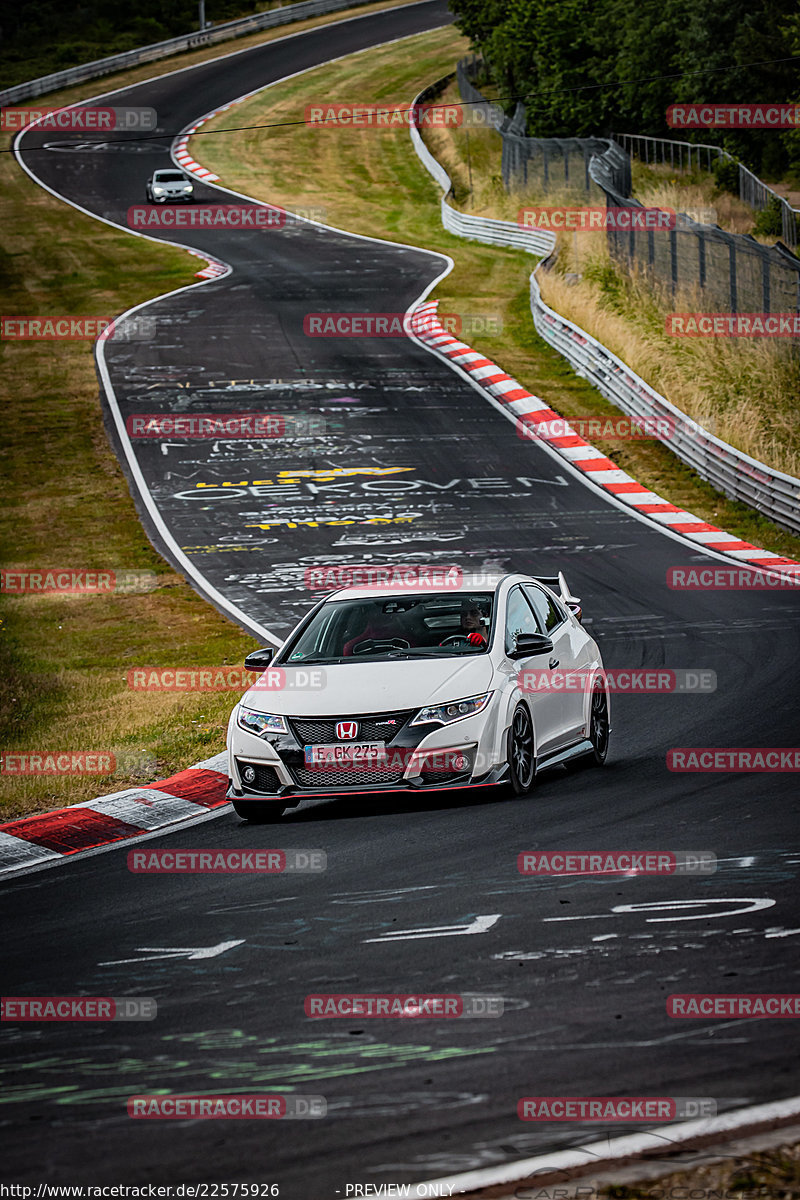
226,572,610,820
145,169,194,202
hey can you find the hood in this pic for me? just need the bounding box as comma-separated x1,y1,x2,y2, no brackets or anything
240,655,494,717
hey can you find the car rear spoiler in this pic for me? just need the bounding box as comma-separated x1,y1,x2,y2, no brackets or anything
533,572,583,623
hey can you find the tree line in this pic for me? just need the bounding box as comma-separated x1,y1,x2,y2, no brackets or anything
449,0,800,181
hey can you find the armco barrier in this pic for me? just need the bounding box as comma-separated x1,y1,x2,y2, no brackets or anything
0,0,387,106
529,276,800,535
615,133,800,251
409,84,800,536
411,79,555,257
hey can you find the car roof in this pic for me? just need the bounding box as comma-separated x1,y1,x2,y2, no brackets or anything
322,572,531,602
153,169,186,176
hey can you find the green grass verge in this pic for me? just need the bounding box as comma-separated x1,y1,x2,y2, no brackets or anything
1,0,425,819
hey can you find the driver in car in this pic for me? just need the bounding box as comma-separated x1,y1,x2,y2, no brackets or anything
343,606,416,657
441,601,487,647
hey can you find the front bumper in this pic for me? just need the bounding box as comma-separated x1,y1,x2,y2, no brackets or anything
227,708,506,804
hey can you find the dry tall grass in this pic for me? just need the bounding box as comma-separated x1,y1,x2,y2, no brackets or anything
540,248,800,477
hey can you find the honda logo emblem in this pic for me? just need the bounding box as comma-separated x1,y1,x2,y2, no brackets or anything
335,721,359,740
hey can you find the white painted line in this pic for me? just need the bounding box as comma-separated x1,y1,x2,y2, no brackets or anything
73,786,177,808
99,939,245,966
0,803,228,884
415,1095,800,1197
506,398,551,416
0,831,61,865
559,446,608,462
364,914,501,942
624,492,677,505
85,792,210,829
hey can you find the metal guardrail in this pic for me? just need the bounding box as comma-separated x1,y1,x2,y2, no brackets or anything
614,132,800,250
409,82,800,535
411,80,556,257
0,0,385,105
529,273,800,535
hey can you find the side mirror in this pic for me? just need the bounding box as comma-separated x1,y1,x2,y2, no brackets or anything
244,647,275,673
510,632,553,659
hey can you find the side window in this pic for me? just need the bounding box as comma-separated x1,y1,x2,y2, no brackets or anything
524,585,565,632
504,586,539,654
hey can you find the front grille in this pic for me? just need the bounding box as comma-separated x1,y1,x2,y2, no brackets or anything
236,761,282,793
289,710,414,746
290,765,407,788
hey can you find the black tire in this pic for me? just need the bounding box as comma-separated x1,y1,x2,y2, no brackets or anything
507,702,536,795
231,799,285,822
586,682,610,766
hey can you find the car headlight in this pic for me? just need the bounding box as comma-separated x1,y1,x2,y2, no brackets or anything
152,186,164,194
183,184,193,191
411,692,492,727
237,706,287,736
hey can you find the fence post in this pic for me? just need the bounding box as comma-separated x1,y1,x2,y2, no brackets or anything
670,228,678,295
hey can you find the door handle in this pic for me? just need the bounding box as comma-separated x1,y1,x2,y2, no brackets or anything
549,657,559,668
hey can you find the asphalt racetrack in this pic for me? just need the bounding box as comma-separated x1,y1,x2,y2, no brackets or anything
6,1,800,1191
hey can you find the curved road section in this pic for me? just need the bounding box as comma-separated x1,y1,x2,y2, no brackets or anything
7,3,800,1192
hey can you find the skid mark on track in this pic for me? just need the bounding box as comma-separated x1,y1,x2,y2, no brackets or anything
0,1035,497,1108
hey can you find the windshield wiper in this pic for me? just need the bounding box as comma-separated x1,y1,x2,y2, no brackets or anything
280,655,344,665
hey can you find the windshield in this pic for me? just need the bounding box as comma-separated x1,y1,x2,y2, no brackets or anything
279,593,495,664
155,172,187,182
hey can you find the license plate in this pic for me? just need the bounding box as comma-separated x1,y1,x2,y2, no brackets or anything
304,741,386,766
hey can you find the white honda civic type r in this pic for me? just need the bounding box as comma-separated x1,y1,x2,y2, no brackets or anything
226,572,610,820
